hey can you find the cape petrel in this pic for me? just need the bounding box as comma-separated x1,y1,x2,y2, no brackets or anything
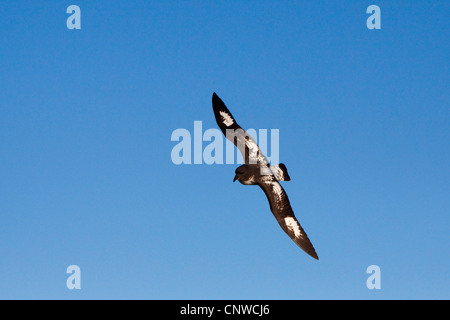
212,92,319,260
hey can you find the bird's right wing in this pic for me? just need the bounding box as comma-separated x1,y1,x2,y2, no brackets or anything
257,180,319,260
212,93,268,165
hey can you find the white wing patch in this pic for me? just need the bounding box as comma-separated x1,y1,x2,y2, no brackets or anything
272,183,284,198
284,217,302,238
219,110,234,126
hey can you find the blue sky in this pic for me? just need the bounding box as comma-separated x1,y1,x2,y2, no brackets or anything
0,1,448,299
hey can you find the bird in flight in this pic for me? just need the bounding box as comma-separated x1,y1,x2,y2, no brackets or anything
212,92,319,260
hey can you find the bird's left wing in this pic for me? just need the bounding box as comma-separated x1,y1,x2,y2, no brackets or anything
212,92,268,165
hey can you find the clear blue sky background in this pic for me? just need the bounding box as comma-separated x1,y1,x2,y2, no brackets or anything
0,1,448,299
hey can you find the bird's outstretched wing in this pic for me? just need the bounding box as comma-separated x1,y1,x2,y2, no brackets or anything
212,92,268,165
257,180,319,260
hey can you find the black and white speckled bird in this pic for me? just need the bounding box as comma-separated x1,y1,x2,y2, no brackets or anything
212,92,319,260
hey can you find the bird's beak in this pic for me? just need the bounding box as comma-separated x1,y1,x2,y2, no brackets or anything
233,175,238,182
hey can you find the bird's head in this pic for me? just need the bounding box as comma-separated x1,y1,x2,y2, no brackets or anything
233,164,253,184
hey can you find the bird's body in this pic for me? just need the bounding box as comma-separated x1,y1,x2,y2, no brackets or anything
212,92,319,260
